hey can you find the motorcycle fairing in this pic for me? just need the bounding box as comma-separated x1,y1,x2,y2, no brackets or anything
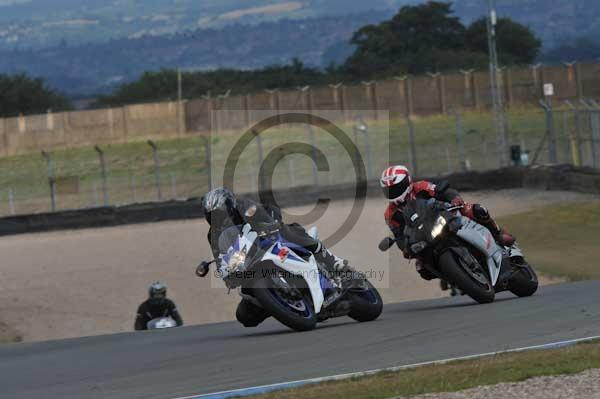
221,223,325,313
456,217,504,286
260,242,325,313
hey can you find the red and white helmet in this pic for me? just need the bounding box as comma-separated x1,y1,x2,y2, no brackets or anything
380,165,412,204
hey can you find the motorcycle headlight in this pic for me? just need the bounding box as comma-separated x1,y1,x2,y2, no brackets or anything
431,216,447,239
228,251,246,273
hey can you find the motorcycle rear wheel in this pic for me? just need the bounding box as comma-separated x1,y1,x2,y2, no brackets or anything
252,275,317,332
438,250,495,304
509,260,539,297
347,280,383,322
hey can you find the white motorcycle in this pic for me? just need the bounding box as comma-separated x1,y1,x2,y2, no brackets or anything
379,198,538,304
199,218,382,331
146,317,178,329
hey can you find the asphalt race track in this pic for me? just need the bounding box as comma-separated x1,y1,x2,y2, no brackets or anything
2,281,600,399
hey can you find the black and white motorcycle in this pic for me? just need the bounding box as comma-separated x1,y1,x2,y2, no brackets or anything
379,198,538,304
199,216,382,331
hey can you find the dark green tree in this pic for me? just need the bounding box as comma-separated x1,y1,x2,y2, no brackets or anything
341,1,542,77
466,17,542,65
343,1,469,77
0,74,70,117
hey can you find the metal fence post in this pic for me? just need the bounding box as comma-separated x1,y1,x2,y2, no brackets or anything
448,109,467,171
41,151,56,212
580,99,600,169
587,101,600,169
203,136,212,192
306,125,319,186
539,100,558,164
253,129,266,191
94,146,109,206
353,117,372,180
406,116,418,176
564,100,583,166
592,112,600,169
147,140,162,200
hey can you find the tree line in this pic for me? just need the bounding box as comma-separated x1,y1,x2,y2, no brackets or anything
1,1,542,115
95,1,541,107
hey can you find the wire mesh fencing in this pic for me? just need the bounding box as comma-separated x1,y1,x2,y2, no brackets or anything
1,105,598,218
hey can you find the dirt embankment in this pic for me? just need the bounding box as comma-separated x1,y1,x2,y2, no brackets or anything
0,189,594,343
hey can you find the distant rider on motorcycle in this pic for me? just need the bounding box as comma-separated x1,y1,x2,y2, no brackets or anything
380,165,515,281
196,187,356,327
134,282,184,330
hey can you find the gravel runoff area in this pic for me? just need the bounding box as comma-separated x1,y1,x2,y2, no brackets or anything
0,188,596,342
396,368,600,399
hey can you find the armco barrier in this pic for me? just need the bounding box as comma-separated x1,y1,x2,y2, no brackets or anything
1,166,598,237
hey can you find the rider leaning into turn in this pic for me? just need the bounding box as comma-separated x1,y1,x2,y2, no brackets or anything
380,165,515,281
198,187,356,327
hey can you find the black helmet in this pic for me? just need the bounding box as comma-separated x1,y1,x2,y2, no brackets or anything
201,187,236,226
148,281,167,306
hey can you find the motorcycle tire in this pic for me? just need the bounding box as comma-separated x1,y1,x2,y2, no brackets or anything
347,280,383,322
438,250,495,304
509,261,539,297
252,276,317,332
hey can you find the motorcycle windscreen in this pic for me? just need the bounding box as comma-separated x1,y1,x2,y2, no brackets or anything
402,199,440,245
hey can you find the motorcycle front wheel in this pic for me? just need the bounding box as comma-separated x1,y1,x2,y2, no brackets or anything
252,274,317,332
438,250,495,304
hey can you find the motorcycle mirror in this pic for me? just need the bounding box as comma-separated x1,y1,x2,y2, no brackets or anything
378,237,396,252
196,260,214,277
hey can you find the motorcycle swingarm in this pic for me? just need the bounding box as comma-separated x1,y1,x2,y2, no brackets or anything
494,257,528,292
317,300,352,322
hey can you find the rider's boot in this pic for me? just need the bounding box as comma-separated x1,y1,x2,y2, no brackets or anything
472,205,515,247
482,218,515,247
314,245,364,288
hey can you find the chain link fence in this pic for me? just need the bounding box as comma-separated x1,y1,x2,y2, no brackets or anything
1,104,599,218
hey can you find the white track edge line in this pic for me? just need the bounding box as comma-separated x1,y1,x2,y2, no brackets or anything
172,335,600,399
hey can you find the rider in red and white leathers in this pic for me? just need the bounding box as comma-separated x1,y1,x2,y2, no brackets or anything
380,165,515,281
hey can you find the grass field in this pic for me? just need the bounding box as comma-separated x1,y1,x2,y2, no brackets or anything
0,107,566,216
498,202,600,281
246,340,600,399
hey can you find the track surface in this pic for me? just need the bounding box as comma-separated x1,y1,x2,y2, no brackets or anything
2,281,600,399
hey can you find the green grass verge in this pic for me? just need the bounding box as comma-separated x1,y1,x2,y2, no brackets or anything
498,201,600,281
244,340,600,399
